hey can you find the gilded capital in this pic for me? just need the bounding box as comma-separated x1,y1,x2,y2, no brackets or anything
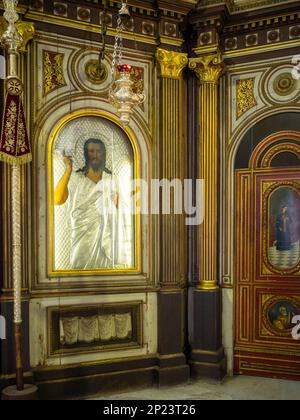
189,52,224,84
156,48,188,79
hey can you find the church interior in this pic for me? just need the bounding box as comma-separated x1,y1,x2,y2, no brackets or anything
0,0,300,400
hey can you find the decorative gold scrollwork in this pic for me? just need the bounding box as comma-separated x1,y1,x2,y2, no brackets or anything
43,50,66,96
236,78,257,118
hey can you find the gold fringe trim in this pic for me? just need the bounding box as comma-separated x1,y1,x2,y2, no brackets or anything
0,152,32,165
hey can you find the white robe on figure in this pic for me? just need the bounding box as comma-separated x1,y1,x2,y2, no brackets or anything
67,171,130,270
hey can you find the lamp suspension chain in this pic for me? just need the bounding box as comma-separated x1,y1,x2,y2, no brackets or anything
108,0,145,126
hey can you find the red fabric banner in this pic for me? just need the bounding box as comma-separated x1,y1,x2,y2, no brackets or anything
0,93,32,165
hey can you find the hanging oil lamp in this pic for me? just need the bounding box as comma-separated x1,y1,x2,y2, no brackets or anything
109,1,145,125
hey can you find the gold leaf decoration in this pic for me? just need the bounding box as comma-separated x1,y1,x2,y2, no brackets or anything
43,51,66,96
237,78,257,118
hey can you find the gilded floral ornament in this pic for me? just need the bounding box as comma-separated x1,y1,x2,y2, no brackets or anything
189,52,224,83
43,51,66,95
156,48,188,79
237,78,257,118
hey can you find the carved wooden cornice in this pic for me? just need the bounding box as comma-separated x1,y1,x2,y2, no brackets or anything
2,0,196,52
189,0,300,60
2,0,299,58
198,0,300,13
156,0,198,16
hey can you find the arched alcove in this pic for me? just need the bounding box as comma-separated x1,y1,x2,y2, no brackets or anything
29,104,157,371
222,110,300,378
235,112,300,170
48,111,139,276
32,102,153,289
233,121,300,379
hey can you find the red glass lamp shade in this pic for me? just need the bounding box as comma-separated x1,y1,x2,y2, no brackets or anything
117,64,133,73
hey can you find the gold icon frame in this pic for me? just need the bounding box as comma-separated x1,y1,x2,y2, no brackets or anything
47,110,141,277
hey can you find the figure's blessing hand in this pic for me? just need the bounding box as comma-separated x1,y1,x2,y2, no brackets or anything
63,150,73,173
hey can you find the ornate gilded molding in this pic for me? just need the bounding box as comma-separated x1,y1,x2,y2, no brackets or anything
262,142,300,168
237,78,257,118
189,52,224,83
262,181,275,195
156,48,188,79
43,50,66,96
250,131,300,169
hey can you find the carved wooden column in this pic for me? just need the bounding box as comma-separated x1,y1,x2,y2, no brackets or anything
156,48,189,385
188,50,226,379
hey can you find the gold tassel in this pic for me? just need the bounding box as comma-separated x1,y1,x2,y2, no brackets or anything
0,152,32,165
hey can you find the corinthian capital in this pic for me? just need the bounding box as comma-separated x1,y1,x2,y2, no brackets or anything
156,48,188,80
189,52,224,83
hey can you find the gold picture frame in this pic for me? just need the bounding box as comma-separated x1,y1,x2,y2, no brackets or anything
262,180,300,276
47,110,141,277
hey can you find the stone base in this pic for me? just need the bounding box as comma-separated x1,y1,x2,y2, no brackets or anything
188,288,227,381
1,384,39,400
157,365,190,387
34,358,157,400
190,358,227,381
